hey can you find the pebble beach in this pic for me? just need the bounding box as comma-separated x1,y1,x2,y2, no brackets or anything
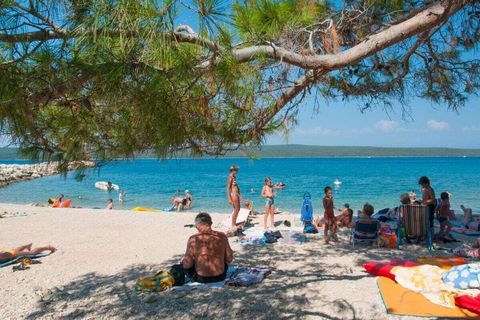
0,203,455,320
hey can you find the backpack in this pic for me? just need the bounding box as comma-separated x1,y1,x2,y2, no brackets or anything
169,264,185,286
303,221,318,234
300,192,313,223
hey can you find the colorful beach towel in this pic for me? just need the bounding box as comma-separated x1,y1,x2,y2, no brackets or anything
0,252,51,268
378,277,479,318
453,245,480,259
392,265,480,308
417,256,468,270
443,263,480,290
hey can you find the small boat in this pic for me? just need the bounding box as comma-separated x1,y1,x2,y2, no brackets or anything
334,179,342,186
95,181,120,191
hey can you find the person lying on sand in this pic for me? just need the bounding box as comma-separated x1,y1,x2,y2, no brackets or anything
183,213,233,283
0,244,56,263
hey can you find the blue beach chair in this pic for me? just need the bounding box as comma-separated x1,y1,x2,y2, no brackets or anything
351,219,380,248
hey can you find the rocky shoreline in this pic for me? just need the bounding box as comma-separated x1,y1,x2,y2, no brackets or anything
0,161,95,188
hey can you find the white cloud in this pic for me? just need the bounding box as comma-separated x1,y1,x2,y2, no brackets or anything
427,120,449,131
375,120,400,132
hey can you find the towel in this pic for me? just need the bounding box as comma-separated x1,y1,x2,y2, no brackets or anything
392,265,480,308
0,252,51,268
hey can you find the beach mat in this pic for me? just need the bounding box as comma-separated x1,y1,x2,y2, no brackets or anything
451,227,480,236
377,277,478,318
0,252,51,268
417,256,468,270
171,266,237,292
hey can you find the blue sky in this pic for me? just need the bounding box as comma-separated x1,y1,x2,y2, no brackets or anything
266,95,480,148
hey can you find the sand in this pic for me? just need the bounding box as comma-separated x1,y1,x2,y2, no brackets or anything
0,203,466,319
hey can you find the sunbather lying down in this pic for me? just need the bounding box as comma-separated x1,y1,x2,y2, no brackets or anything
0,244,56,263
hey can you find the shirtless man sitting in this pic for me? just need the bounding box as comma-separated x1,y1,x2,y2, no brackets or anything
183,212,233,283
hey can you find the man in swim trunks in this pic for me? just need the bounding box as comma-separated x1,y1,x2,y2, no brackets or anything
183,213,233,283
419,176,435,242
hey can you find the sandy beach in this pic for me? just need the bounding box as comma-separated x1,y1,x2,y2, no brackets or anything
0,203,465,319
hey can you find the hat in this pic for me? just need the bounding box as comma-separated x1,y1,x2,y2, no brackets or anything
185,189,189,194
344,203,350,208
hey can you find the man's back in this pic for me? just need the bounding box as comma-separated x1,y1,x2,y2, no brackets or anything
184,230,233,277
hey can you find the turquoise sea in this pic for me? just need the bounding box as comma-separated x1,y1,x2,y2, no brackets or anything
0,157,479,214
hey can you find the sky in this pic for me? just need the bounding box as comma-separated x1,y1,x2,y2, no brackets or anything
266,95,480,148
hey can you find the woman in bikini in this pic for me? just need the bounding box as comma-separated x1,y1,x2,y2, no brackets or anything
0,243,56,263
226,165,241,230
261,177,275,230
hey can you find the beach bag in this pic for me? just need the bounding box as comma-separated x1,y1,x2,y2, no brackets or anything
263,230,282,243
379,233,397,249
300,193,313,223
303,221,318,234
169,264,185,286
135,271,175,293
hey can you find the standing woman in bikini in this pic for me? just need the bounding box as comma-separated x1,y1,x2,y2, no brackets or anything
227,165,241,230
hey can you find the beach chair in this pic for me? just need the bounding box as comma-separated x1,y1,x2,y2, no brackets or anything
397,204,432,251
351,219,380,248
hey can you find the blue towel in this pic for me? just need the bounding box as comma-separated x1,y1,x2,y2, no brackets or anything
0,252,51,268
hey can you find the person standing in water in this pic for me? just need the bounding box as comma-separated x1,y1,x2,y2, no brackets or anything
226,165,241,231
261,177,275,230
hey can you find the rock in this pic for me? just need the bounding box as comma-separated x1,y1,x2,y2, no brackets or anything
0,161,96,188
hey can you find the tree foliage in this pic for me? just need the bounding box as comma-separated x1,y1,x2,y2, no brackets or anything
0,0,479,165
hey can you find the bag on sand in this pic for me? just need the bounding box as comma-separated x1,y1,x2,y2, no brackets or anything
303,221,318,234
379,233,397,249
135,271,175,292
169,264,185,286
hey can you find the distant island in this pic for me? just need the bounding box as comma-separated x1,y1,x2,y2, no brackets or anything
1,145,480,160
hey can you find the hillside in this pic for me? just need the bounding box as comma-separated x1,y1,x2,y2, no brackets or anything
2,145,480,160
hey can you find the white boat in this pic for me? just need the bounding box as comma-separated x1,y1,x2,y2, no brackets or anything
334,179,342,186
95,181,119,191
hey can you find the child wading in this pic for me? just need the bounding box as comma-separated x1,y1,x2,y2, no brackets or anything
323,186,338,244
261,177,275,231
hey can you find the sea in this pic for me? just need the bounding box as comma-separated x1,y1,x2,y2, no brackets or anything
0,157,479,214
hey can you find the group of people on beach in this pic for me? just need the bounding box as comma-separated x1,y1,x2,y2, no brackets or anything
177,170,479,285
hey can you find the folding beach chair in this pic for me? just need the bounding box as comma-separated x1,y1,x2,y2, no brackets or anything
351,219,380,248
397,204,432,251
